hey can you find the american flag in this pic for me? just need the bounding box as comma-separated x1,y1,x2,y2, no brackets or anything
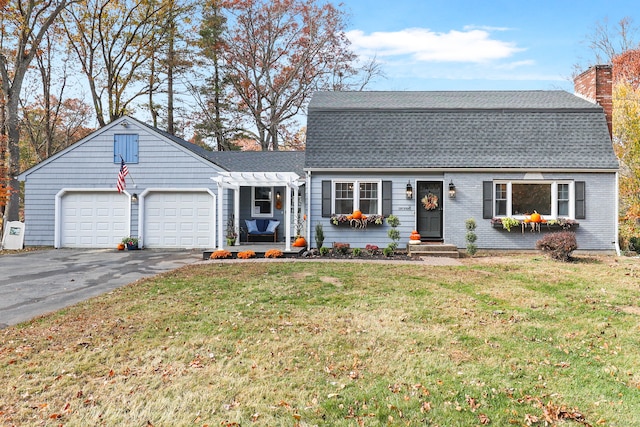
116,159,129,193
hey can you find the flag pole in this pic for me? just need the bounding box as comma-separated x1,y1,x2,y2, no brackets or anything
119,154,136,186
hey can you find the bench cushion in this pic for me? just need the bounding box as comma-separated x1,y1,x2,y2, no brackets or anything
266,220,279,233
245,219,259,234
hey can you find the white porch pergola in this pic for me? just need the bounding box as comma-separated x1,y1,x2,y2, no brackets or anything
211,172,303,251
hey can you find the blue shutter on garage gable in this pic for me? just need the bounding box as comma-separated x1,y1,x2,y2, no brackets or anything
114,134,139,163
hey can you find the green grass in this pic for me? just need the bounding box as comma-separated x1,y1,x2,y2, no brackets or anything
1,256,639,426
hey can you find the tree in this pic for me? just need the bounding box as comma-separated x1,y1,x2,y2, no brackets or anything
0,0,75,221
211,0,358,150
612,50,640,248
63,0,170,127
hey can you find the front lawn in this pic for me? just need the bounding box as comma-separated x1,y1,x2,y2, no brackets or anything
1,256,639,426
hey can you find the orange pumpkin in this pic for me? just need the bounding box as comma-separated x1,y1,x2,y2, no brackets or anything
117,243,125,251
352,210,362,219
410,230,421,240
293,237,307,247
523,218,531,224
530,212,541,223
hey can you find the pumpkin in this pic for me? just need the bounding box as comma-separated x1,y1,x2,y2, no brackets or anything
530,211,541,223
352,210,362,219
117,243,125,251
523,218,531,224
410,230,421,241
293,237,307,247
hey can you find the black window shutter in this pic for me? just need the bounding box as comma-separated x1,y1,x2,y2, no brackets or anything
382,181,392,216
575,181,585,219
482,181,493,219
321,180,332,217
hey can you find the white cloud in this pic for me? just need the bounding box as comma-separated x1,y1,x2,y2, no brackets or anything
346,27,525,63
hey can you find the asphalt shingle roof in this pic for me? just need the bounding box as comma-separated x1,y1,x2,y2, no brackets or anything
143,122,305,175
305,91,619,170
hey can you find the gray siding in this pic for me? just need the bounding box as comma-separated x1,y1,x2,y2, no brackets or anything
22,120,223,246
308,172,618,252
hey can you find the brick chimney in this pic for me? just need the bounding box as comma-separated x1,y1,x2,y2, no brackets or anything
574,65,613,138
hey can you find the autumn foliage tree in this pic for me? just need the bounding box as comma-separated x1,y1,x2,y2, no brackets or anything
62,0,171,127
612,49,640,248
0,0,76,221
204,0,358,150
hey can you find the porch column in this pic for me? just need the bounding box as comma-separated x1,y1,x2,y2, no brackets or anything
216,182,224,250
234,188,240,246
285,183,292,251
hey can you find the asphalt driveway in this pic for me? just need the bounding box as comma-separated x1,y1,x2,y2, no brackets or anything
0,249,202,329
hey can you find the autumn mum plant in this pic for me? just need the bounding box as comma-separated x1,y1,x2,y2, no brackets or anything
210,249,232,259
264,249,283,258
237,250,256,259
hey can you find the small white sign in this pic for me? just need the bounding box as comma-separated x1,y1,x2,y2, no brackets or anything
398,206,413,211
2,221,25,250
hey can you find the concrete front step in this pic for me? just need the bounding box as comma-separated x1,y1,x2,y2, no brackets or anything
408,243,460,258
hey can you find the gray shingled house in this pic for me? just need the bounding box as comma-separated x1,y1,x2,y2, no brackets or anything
304,89,619,253
18,116,305,250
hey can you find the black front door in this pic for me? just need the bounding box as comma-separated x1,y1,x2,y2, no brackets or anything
416,181,443,241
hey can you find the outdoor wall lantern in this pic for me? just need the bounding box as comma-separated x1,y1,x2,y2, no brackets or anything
406,181,413,199
448,181,456,199
121,120,129,128
131,193,138,203
275,191,282,209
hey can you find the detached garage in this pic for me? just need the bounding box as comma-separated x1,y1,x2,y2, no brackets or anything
56,190,130,248
141,190,216,249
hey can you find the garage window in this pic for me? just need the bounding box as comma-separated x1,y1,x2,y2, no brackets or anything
114,134,139,163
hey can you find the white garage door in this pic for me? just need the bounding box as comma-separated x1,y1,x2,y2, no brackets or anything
144,191,215,248
60,192,129,248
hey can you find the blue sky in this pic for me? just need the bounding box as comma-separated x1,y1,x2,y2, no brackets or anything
341,0,637,92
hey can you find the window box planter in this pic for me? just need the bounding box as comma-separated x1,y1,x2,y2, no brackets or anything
490,218,579,232
330,214,385,229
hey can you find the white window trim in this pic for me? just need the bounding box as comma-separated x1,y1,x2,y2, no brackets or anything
251,186,274,217
332,179,383,215
493,180,575,219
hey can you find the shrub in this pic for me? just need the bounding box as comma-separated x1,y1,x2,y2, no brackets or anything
365,244,379,255
386,215,401,250
237,250,256,259
315,223,325,248
630,237,640,254
536,231,577,261
465,218,478,256
383,246,394,257
319,246,330,256
333,242,350,255
210,250,232,259
352,247,362,257
265,249,283,258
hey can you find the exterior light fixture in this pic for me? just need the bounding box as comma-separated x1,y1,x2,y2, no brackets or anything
406,181,413,199
121,120,129,128
131,193,138,203
448,181,456,199
275,191,282,209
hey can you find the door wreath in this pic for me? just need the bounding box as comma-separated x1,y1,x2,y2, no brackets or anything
421,193,439,211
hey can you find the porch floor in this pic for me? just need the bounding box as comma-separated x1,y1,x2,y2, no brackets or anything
203,243,306,260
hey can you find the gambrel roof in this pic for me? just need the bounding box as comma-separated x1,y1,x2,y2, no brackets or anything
305,91,619,171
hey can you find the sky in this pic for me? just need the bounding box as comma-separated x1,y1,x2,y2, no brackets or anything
339,0,638,92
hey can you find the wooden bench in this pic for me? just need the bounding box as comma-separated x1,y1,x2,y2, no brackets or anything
245,219,279,242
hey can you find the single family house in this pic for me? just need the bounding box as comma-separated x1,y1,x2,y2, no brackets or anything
18,65,619,254
304,66,619,253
